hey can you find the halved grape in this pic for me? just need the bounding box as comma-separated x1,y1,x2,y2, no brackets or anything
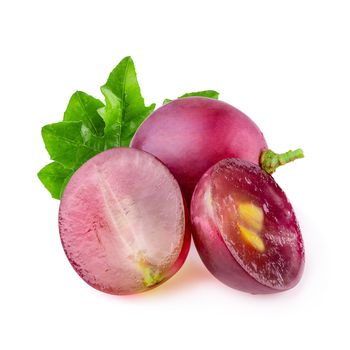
191,158,304,294
59,148,190,295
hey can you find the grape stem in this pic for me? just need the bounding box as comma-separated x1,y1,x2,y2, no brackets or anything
260,148,304,174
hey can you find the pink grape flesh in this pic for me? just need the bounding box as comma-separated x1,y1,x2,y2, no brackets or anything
59,148,190,295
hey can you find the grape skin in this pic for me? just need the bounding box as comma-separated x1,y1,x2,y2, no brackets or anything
131,97,267,203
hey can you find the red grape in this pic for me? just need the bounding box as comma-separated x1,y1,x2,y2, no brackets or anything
131,97,267,202
59,148,190,295
191,158,304,294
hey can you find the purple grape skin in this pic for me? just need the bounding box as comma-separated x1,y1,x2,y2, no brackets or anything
131,97,267,203
191,158,305,294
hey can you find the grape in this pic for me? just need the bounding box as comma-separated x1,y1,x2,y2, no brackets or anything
59,148,190,295
131,97,267,202
191,158,304,294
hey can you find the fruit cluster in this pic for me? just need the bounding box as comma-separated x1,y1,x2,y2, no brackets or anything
40,58,305,295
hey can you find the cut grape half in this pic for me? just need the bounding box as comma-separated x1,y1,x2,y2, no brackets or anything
59,148,190,295
191,158,304,294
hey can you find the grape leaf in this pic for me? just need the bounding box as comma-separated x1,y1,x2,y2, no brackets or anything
63,91,105,136
99,56,156,146
37,162,73,199
163,90,219,105
41,121,102,170
38,120,105,198
38,56,156,199
98,86,123,148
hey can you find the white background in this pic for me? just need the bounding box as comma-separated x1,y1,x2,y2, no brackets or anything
1,1,349,349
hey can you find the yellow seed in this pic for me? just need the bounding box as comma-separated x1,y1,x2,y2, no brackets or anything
238,202,264,231
238,224,265,252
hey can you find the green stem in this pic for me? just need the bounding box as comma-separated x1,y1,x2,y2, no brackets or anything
260,148,304,174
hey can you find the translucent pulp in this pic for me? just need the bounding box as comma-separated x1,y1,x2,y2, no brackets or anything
59,148,190,295
191,158,304,293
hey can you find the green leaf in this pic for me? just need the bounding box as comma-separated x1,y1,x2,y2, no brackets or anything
100,56,156,146
64,91,105,136
98,86,123,148
179,90,219,99
162,98,172,105
41,121,102,170
37,162,73,199
39,56,158,199
163,90,219,105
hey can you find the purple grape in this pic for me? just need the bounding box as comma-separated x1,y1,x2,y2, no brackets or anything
131,97,268,203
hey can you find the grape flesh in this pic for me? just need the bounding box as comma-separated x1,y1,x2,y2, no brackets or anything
191,158,304,294
131,97,267,203
59,148,190,295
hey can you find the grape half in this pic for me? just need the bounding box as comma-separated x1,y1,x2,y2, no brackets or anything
59,148,190,295
191,158,304,294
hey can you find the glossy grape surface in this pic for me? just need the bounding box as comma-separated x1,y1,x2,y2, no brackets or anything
59,148,190,295
131,97,267,202
191,158,304,294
